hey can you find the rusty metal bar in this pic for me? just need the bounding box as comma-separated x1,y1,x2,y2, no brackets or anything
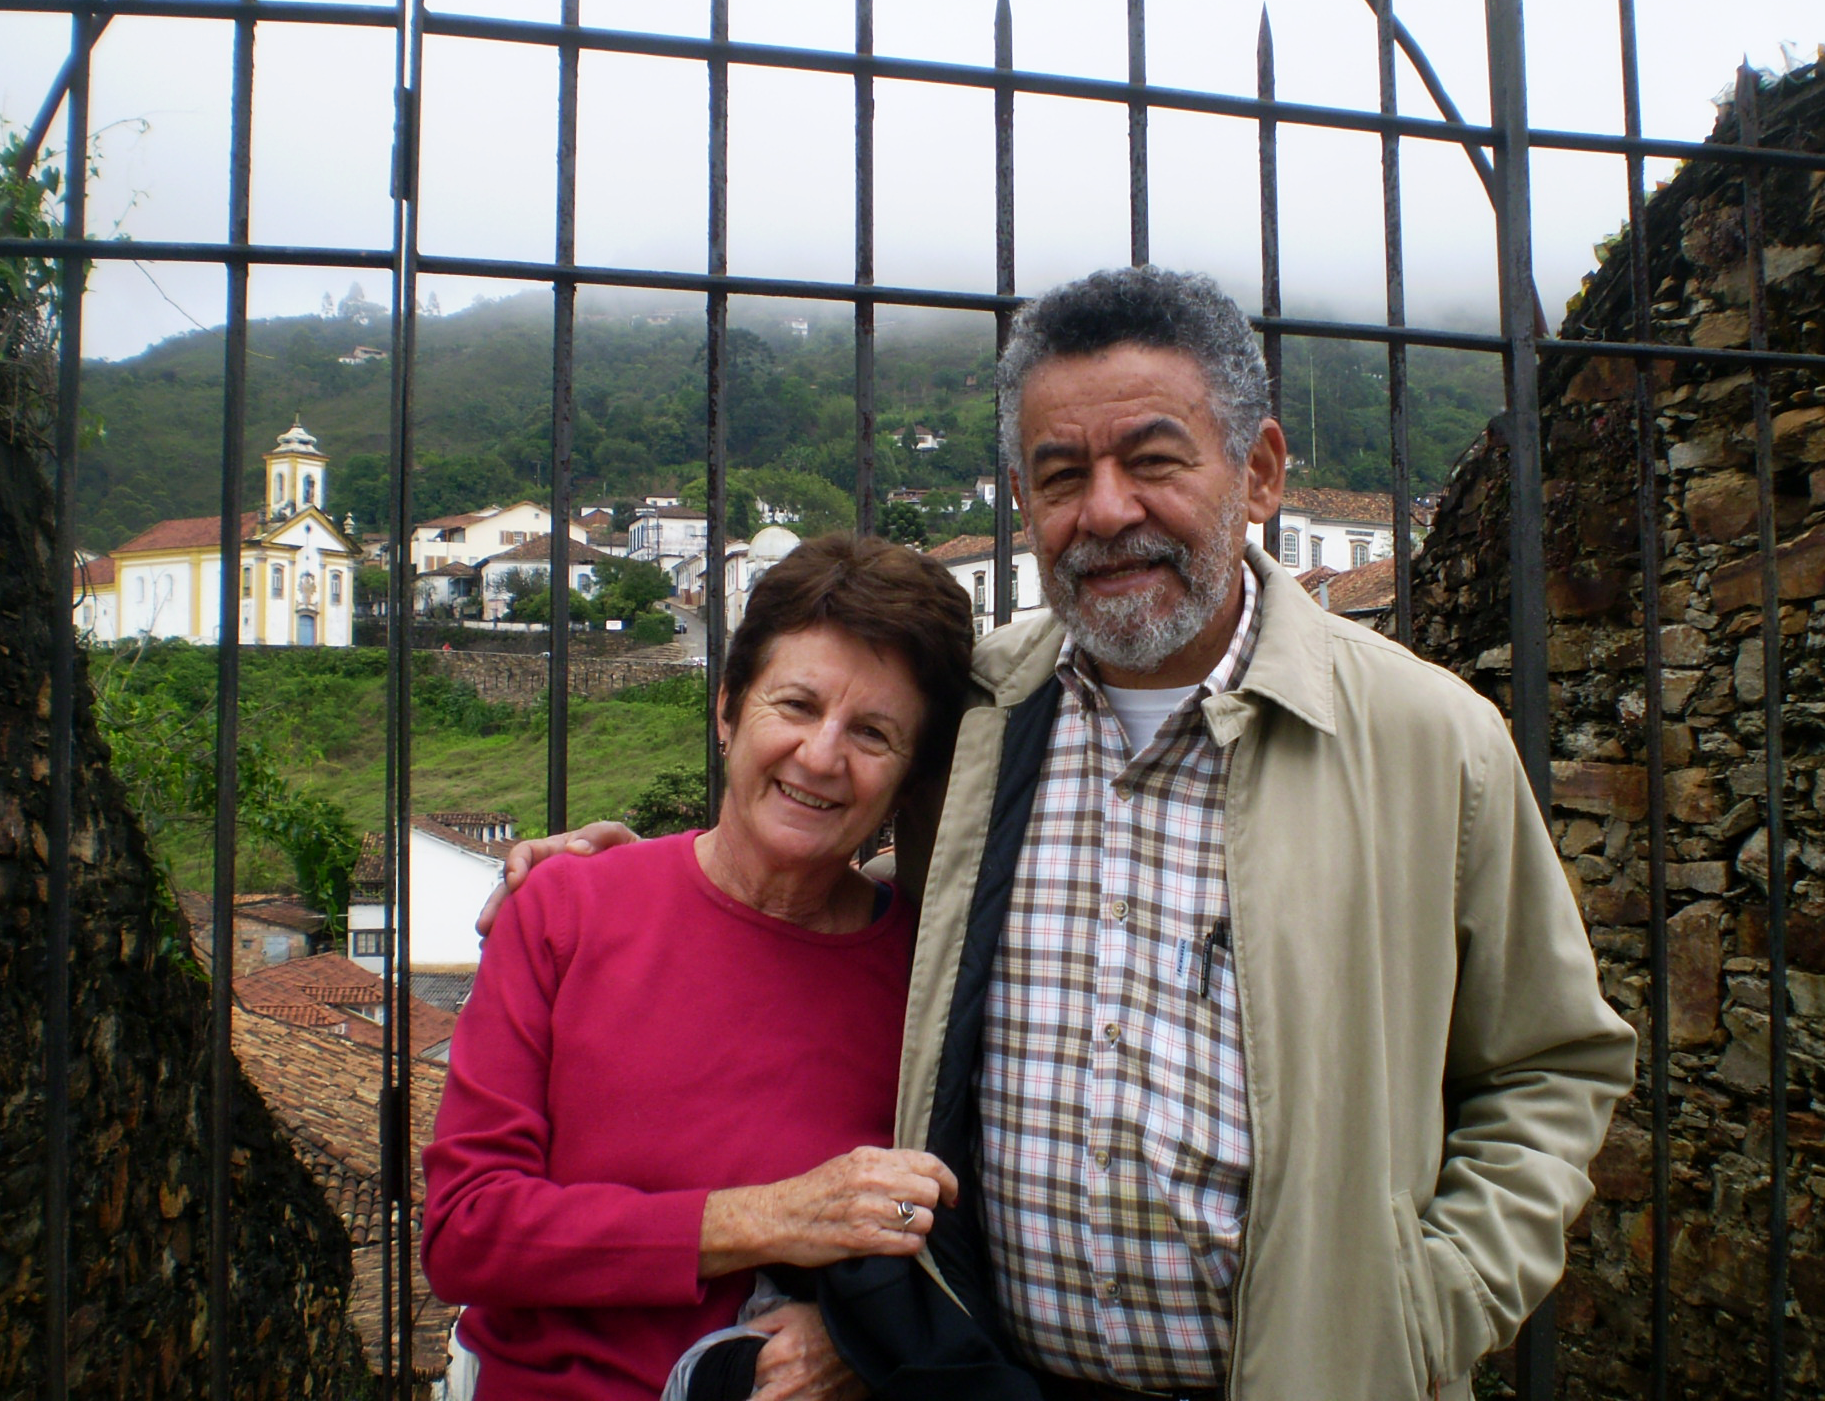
42,10,90,1399
704,0,729,815
1257,7,1280,564
1617,6,1669,1398
1126,0,1147,267
991,0,1014,626
547,0,579,834
854,0,876,538
1737,64,1789,1401
379,0,423,1385
1377,0,1411,648
208,0,255,1393
1488,1,1554,1394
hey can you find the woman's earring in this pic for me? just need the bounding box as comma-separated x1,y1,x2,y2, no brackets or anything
717,736,728,756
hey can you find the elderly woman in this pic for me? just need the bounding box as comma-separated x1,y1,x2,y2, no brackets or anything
422,533,976,1401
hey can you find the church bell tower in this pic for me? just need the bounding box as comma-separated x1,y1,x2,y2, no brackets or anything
264,414,328,520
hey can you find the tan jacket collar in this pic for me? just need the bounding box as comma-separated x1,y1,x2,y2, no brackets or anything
968,542,1338,737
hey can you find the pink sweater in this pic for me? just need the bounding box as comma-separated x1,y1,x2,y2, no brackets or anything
422,833,913,1400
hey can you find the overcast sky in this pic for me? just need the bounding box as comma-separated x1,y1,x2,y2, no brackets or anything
5,0,1821,362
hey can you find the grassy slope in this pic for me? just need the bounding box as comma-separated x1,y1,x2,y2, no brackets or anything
125,645,702,894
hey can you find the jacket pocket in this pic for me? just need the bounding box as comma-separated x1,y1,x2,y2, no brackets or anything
1390,1190,1445,1394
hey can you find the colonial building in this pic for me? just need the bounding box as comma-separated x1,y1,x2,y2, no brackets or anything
346,812,518,974
627,504,710,571
74,419,361,647
927,531,1046,639
1247,486,1419,574
410,501,585,575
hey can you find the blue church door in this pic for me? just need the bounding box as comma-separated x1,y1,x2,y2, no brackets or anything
297,614,316,646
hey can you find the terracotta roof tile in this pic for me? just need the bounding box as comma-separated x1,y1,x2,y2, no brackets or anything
115,511,261,554
74,555,115,588
231,1011,456,1378
1302,556,1398,616
485,532,609,566
926,531,1032,564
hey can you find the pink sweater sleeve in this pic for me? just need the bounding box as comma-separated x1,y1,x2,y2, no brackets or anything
421,873,713,1310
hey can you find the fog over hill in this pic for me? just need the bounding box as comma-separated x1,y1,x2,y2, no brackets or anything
74,285,1500,553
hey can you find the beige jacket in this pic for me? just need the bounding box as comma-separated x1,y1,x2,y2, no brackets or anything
889,545,1637,1400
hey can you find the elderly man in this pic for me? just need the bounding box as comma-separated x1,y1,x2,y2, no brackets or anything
484,267,1635,1401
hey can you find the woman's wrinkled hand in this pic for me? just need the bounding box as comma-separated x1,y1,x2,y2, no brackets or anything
699,1146,960,1277
749,1304,866,1401
474,820,639,937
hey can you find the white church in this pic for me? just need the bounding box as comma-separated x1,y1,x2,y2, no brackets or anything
73,418,361,647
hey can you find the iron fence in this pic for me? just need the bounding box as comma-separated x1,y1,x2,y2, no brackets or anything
10,1,1825,1397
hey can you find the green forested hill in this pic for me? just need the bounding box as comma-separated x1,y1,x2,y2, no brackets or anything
74,286,1501,552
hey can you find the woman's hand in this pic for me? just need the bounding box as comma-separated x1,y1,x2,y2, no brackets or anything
699,1145,960,1277
474,821,639,936
749,1304,865,1401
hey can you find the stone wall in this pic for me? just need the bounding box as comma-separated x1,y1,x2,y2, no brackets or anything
420,647,699,709
0,435,370,1393
355,618,660,656
1398,62,1825,1398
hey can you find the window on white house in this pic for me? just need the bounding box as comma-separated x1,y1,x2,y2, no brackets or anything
241,566,252,599
1351,539,1370,568
973,572,986,612
1280,529,1301,566
1310,535,1324,570
353,930,381,957
303,476,316,505
329,571,344,604
271,565,285,598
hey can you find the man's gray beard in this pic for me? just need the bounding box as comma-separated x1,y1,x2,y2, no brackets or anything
1040,514,1240,675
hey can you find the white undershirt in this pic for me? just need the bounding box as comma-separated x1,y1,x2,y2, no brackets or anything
1101,680,1201,755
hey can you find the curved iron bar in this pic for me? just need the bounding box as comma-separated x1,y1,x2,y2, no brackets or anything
1362,0,1547,335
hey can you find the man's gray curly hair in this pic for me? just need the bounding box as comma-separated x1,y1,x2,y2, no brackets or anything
996,266,1272,483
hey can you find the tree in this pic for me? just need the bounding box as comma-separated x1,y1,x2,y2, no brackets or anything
624,765,708,835
319,291,334,318
629,612,675,647
881,500,927,548
592,556,672,620
490,565,549,618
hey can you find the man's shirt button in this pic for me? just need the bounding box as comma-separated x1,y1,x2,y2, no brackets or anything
1094,1149,1110,1169
1103,1022,1121,1045
1109,898,1128,920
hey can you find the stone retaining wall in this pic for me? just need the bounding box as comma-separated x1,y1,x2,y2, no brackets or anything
420,647,699,708
1397,62,1825,1399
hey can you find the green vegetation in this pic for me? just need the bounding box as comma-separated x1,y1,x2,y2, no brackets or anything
88,642,706,912
74,288,1507,556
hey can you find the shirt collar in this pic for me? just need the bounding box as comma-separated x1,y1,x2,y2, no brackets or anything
1057,559,1262,709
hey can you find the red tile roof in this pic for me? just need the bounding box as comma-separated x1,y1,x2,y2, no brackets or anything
74,555,115,588
232,1010,455,1379
926,531,1032,564
235,953,456,1059
1301,556,1398,616
485,532,609,566
114,511,261,554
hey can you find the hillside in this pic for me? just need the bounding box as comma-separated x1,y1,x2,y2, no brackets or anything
92,641,704,897
75,286,1502,552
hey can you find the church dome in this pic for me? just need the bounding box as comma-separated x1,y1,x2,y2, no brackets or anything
274,415,324,455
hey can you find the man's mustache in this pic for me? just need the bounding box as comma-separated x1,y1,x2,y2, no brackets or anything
1054,529,1192,591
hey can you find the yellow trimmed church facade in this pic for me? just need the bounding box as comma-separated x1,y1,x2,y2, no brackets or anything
74,419,361,647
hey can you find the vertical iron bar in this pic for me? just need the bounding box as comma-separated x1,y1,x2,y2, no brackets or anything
548,0,578,833
209,1,255,1395
1256,8,1281,564
381,0,423,1386
1617,7,1668,1398
1736,64,1788,1401
1489,2,1552,1388
854,0,877,537
43,12,90,1401
992,0,1014,625
1126,0,1147,267
1376,0,1411,646
1486,0,1549,807
704,0,729,814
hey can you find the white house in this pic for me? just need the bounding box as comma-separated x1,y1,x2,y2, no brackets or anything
1249,486,1402,574
628,505,710,570
83,419,361,647
672,525,800,629
347,812,517,975
927,531,1046,639
72,553,119,642
410,500,585,575
477,534,611,619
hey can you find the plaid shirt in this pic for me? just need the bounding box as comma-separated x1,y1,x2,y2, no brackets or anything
977,565,1260,1388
